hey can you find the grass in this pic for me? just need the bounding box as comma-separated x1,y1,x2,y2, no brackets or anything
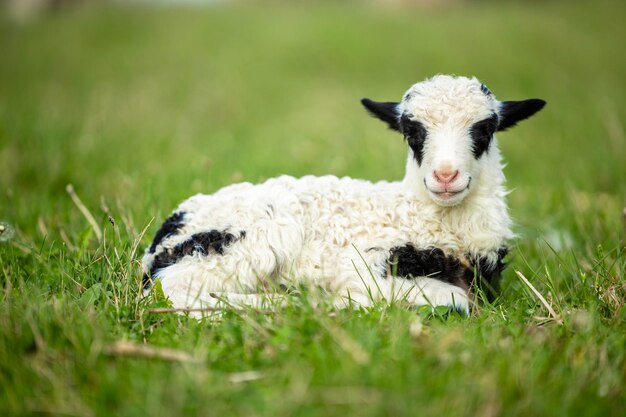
0,0,625,416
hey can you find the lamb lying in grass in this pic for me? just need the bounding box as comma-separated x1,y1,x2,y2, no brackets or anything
142,74,545,314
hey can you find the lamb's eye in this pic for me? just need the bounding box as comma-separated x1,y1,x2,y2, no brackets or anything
400,114,428,165
470,114,498,159
400,114,427,141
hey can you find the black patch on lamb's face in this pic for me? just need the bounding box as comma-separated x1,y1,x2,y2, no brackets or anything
399,114,428,165
144,229,245,289
148,211,186,254
470,114,498,159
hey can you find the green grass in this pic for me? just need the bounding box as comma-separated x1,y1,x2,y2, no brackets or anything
1,1,625,416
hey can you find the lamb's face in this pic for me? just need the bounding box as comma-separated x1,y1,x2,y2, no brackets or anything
400,76,500,206
362,75,545,207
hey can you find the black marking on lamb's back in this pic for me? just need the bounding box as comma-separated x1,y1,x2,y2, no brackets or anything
142,273,152,289
176,230,237,256
148,211,186,253
470,114,498,159
144,229,244,288
400,114,428,165
480,83,492,96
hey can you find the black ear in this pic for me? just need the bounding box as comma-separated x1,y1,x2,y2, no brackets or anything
361,98,401,131
497,99,546,131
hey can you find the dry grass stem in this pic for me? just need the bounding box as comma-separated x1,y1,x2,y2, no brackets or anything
322,321,370,365
66,184,102,241
103,341,202,363
147,306,276,315
515,270,562,323
227,370,266,384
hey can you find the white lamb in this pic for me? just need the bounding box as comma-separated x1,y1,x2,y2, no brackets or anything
141,75,545,314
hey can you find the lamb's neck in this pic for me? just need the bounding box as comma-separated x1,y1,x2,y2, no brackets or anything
401,148,513,257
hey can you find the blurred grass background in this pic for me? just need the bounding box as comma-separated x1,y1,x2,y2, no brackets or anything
0,0,625,416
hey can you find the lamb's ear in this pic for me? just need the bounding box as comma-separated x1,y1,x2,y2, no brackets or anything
497,99,546,131
361,99,401,131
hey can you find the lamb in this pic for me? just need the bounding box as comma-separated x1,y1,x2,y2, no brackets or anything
141,74,545,314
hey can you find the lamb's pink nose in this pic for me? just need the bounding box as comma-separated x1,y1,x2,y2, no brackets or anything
434,169,460,184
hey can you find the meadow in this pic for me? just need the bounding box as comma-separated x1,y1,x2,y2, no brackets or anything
0,0,624,416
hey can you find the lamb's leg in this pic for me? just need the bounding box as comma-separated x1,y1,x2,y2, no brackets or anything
331,247,471,314
389,277,470,313
147,219,304,311
333,275,470,314
149,250,275,311
159,291,288,319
